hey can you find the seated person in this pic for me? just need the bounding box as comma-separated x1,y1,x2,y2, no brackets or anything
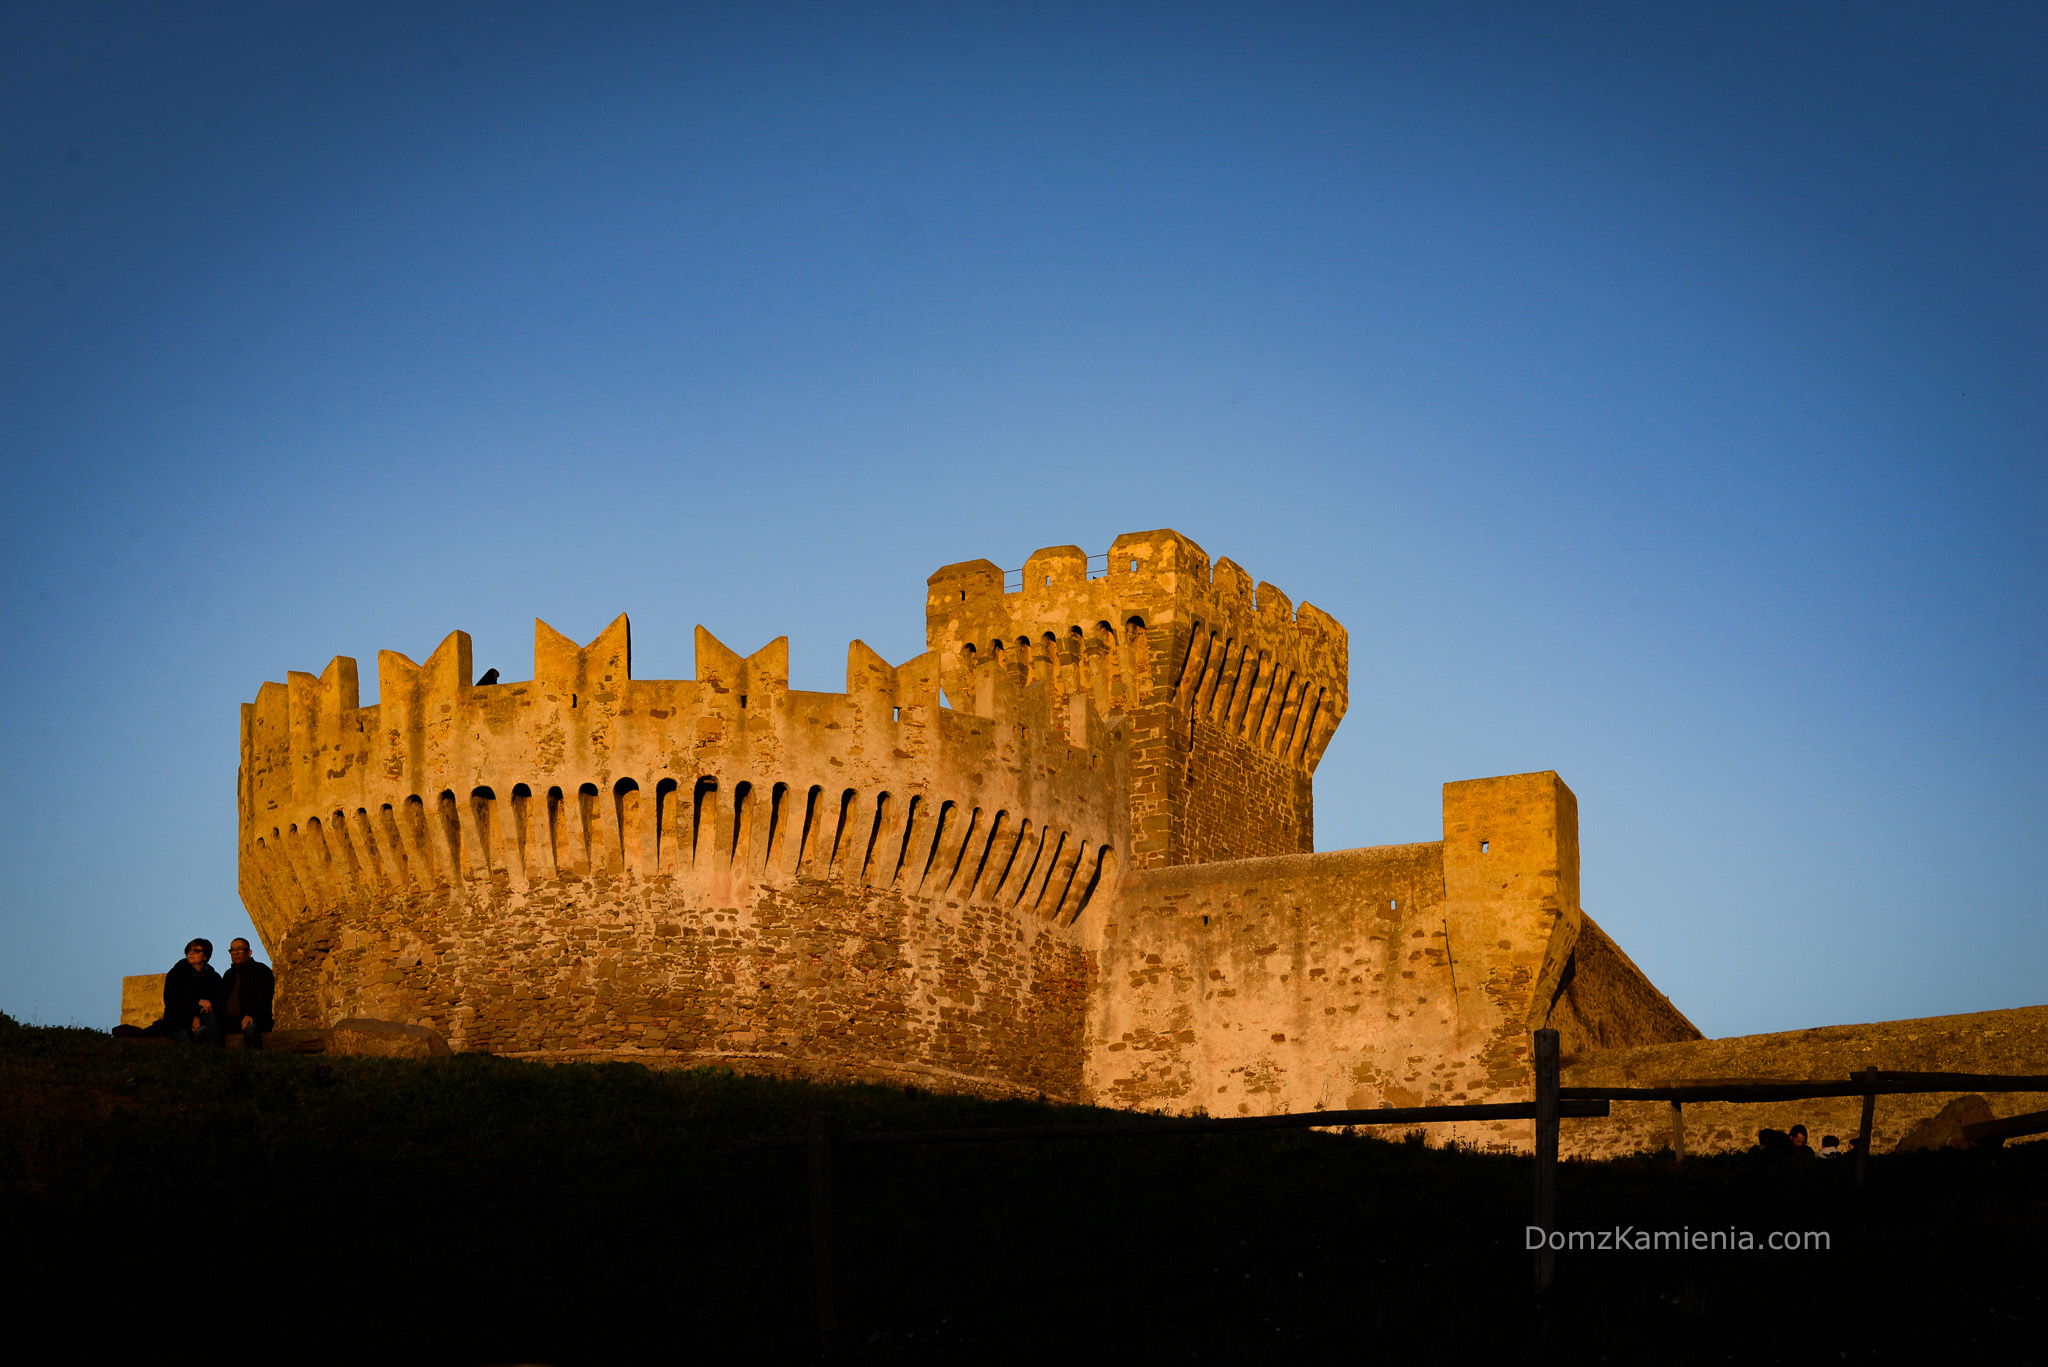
218,937,275,1049
1817,1134,1841,1158
1787,1123,1815,1157
164,938,224,1045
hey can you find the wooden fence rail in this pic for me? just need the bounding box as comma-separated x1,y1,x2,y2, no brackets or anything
1565,1069,2048,1186
741,1043,2048,1355
1561,1072,2048,1104
728,1096,1611,1152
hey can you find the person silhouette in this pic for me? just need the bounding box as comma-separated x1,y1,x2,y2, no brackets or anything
164,939,223,1045
218,938,275,1049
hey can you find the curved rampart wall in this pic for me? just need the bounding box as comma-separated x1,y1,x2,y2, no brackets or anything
238,615,1128,1098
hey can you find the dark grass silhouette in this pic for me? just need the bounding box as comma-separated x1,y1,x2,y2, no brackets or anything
2,1014,2041,1365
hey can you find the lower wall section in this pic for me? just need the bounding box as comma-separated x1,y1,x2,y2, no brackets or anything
1561,1004,2048,1158
1084,842,1546,1137
269,869,1095,1102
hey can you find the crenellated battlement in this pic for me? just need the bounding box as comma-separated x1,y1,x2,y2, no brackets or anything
231,529,1345,1097
926,530,1348,869
243,616,1126,921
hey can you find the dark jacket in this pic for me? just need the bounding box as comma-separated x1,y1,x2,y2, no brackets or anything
160,959,224,1032
219,959,276,1032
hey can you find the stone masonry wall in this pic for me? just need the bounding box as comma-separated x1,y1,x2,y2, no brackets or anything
1085,772,1703,1150
279,856,1096,1099
1177,713,1314,864
241,612,1124,1098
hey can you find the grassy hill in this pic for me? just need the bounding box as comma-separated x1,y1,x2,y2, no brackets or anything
2,1016,2041,1364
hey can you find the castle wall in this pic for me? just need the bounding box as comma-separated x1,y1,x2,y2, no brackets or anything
1560,1004,2048,1159
290,856,1096,1097
1085,771,1696,1147
238,615,1125,1098
226,526,2023,1156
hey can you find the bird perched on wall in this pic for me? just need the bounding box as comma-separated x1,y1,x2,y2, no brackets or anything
478,668,500,685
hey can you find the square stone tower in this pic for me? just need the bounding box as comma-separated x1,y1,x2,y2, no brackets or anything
925,530,1348,870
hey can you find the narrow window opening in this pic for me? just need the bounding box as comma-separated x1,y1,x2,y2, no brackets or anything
654,778,678,867
739,695,748,709
469,787,497,874
731,781,752,864
959,589,966,601
993,820,1030,899
1390,899,1398,911
437,790,460,835
1012,829,1049,907
1044,835,1083,918
613,778,639,870
765,782,788,866
944,807,982,890
962,810,1004,897
1129,559,1138,572
796,785,822,871
826,789,856,874
571,693,577,708
858,792,891,882
576,784,599,871
1029,831,1067,910
545,787,564,872
919,801,955,888
692,777,718,865
891,706,900,722
509,785,532,871
891,795,922,884
1043,574,1051,587
1480,840,1489,853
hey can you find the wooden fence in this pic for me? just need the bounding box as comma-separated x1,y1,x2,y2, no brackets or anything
733,1030,2048,1356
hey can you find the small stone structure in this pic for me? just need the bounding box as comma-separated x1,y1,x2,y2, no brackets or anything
207,528,2042,1152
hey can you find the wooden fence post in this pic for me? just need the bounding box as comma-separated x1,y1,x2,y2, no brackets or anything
809,1111,842,1358
1853,1070,1876,1188
1670,1100,1685,1160
1534,1028,1559,1294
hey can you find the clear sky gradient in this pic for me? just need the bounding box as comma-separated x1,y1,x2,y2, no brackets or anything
3,3,2042,1037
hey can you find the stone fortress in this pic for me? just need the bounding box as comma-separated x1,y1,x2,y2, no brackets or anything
217,529,2046,1154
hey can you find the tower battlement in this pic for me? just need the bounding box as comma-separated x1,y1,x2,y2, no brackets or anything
242,615,1127,935
927,530,1348,868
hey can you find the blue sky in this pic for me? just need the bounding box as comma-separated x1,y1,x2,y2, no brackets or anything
2,2,2041,1037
